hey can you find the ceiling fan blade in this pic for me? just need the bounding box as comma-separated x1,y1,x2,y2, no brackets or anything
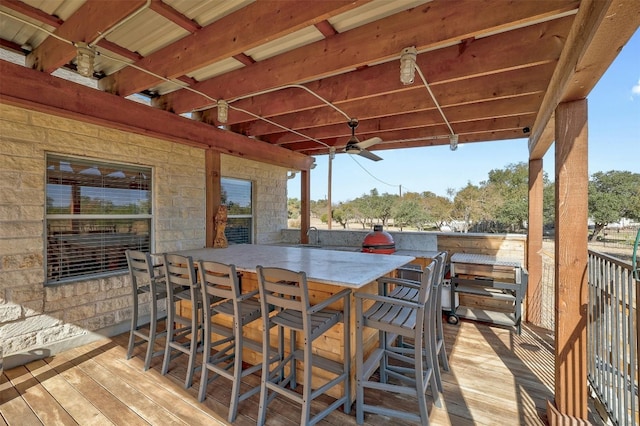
355,136,382,150
357,148,383,162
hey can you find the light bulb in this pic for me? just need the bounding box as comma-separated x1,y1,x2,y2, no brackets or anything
217,100,228,124
449,134,459,151
400,46,417,85
76,42,95,77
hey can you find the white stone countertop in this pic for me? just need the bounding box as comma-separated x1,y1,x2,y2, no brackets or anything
394,249,440,259
451,252,522,267
172,244,415,289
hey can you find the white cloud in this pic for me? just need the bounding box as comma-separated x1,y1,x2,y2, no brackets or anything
632,79,640,98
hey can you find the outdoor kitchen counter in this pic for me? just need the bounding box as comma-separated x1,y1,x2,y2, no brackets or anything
394,249,440,259
171,244,415,400
176,244,414,288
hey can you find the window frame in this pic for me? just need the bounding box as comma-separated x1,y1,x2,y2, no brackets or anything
221,177,254,245
45,153,153,285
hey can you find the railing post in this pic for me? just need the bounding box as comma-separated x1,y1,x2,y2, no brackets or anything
527,158,544,325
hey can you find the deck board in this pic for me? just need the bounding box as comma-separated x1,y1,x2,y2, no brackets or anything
0,320,582,425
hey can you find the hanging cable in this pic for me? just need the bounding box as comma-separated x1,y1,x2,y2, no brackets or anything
0,10,71,44
228,104,330,148
348,154,402,189
227,83,351,122
1,9,335,151
95,50,218,102
415,64,455,136
91,0,151,45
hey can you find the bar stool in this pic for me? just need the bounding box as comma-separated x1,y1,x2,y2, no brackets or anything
391,252,450,392
356,261,439,425
197,260,265,422
431,251,450,392
256,265,351,426
161,253,202,389
125,249,167,371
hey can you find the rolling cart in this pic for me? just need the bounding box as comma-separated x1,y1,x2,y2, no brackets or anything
446,253,528,334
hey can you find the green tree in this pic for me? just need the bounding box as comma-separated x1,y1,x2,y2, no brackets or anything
420,191,453,229
310,199,328,219
287,198,300,219
485,162,532,230
543,181,555,229
375,192,398,227
588,170,640,240
452,183,495,232
393,195,429,230
333,201,358,229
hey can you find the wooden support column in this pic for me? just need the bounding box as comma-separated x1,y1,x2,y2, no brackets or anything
300,169,311,244
527,158,544,326
205,149,221,248
548,99,589,424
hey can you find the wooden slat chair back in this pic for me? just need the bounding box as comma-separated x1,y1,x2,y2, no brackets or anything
255,265,352,426
431,251,451,391
125,249,167,371
161,253,202,389
390,252,451,392
355,261,440,425
197,260,265,423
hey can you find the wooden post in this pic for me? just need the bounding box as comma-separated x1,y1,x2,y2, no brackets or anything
327,152,333,230
527,158,544,325
300,169,311,244
205,149,221,248
549,99,589,423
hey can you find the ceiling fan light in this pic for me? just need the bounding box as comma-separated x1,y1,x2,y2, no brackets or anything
449,134,459,151
217,100,228,123
75,42,95,77
399,46,417,85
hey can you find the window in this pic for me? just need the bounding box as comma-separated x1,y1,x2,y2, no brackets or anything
46,155,152,283
221,177,253,244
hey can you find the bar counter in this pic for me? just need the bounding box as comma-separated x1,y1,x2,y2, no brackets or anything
176,244,414,288
172,244,415,400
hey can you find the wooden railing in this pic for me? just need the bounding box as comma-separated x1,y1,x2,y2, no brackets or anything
588,250,638,426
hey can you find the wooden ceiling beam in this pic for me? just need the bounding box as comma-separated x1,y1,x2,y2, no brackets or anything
236,62,554,137
158,0,579,114
285,113,534,152
1,0,63,28
0,60,313,171
148,0,201,33
211,16,572,126
1,0,145,63
298,129,526,155
0,38,24,54
265,93,542,150
529,0,639,158
94,39,142,62
277,114,537,147
25,0,148,73
314,20,338,38
99,0,367,96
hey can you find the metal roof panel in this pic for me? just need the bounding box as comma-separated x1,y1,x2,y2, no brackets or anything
244,26,324,62
102,8,189,56
328,0,431,33
166,0,255,27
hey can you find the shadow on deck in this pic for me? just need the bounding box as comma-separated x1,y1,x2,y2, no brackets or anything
0,319,597,425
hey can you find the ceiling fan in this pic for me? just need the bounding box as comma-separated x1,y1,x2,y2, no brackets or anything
343,118,383,161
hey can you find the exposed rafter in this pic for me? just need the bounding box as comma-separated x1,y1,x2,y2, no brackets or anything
0,60,313,171
98,1,367,96
25,0,148,73
157,0,579,114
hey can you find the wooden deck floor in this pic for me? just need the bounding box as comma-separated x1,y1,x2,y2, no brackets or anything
1,320,564,425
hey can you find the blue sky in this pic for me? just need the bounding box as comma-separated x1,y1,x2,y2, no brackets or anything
288,29,640,203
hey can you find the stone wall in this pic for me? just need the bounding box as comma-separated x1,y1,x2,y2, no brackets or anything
0,103,288,368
